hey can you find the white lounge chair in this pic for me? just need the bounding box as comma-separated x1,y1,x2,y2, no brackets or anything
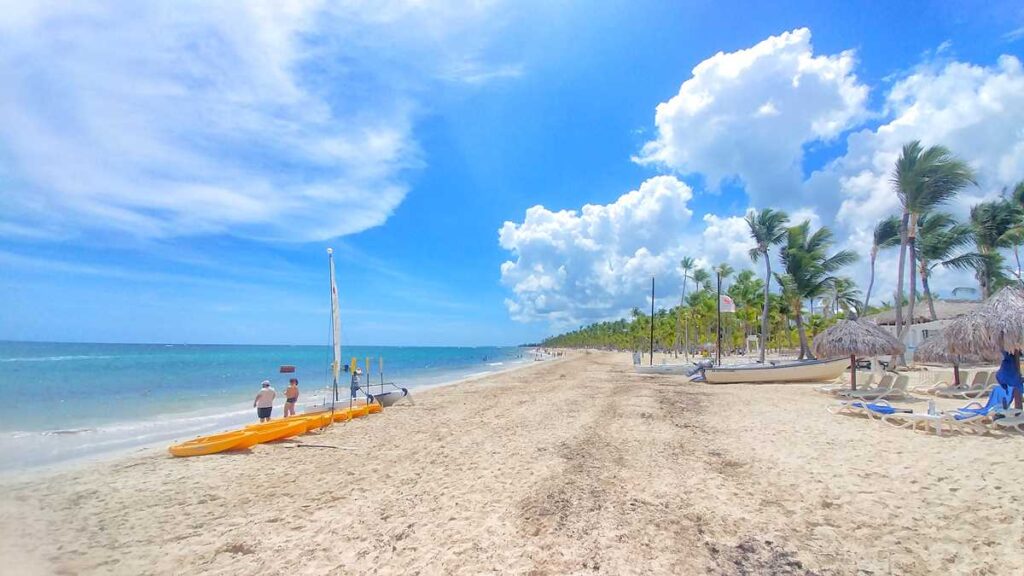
828,399,911,420
911,369,955,394
990,409,1024,433
838,375,909,401
816,372,879,395
932,371,993,399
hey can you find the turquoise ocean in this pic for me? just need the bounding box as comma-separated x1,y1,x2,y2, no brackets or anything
0,341,529,472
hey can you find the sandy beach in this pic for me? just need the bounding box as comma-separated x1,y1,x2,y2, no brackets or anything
1,351,1022,575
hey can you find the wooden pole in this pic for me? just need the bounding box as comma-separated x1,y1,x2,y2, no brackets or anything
850,354,857,391
716,272,722,366
1015,350,1023,410
649,277,655,366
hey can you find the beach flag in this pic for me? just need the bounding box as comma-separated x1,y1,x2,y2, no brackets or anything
719,295,736,313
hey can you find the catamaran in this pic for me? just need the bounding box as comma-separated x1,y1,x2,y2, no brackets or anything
302,248,348,415
699,357,848,384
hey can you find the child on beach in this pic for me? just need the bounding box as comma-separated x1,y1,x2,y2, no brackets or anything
253,380,276,422
284,378,299,417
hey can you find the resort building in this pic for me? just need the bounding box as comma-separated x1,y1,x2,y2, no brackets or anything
864,299,981,360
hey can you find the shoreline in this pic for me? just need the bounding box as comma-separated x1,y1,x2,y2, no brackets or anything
0,353,563,484
3,350,1018,575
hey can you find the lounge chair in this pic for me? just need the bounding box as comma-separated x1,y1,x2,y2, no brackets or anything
932,371,993,399
828,399,911,420
991,409,1024,433
816,372,881,395
837,374,909,401
883,381,1017,435
911,369,956,394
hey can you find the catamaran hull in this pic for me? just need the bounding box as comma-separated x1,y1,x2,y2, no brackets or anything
369,389,409,407
703,357,848,384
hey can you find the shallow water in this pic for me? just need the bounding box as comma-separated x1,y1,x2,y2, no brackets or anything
0,341,528,471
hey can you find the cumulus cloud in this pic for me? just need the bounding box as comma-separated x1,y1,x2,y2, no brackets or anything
810,54,1024,297
635,28,869,205
0,1,519,241
499,176,701,326
502,29,1024,327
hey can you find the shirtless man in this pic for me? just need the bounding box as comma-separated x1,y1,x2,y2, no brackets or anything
284,378,299,417
253,380,276,422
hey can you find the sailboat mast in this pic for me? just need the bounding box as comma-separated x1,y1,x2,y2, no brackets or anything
328,248,341,405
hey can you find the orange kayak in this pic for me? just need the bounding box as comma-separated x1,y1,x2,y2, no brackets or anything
169,430,252,457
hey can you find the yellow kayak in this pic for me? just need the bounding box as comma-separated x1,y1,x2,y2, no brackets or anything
302,413,332,431
169,430,252,457
367,403,382,414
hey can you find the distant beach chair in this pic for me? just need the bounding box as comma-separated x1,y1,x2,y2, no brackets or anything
931,371,993,399
816,372,880,395
911,369,956,394
837,374,909,401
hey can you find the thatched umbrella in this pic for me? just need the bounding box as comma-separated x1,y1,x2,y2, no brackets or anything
915,334,997,387
944,286,1024,408
812,319,905,390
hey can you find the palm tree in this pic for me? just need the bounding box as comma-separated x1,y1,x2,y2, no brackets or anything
915,212,982,320
863,215,901,310
891,141,975,350
779,221,858,359
831,277,862,316
692,268,711,293
1000,181,1024,282
675,257,695,359
970,200,1018,298
715,263,734,284
746,208,789,363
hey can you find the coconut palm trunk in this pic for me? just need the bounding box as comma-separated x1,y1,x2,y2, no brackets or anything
795,310,812,360
760,257,771,363
895,212,909,346
921,262,938,321
863,246,878,311
907,213,919,341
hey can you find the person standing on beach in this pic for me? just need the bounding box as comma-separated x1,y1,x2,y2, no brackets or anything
283,378,299,418
253,380,276,422
350,368,362,399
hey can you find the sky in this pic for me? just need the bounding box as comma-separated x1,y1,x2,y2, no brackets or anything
1,0,1023,346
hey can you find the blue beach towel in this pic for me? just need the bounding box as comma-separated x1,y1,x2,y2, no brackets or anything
851,402,909,415
955,352,1022,417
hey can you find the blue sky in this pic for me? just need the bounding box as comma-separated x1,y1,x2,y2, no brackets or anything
2,1,1023,346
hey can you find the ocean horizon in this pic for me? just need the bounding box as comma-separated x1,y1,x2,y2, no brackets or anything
0,340,531,472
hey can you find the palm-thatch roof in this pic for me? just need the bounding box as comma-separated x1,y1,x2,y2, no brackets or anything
945,286,1024,357
914,334,997,364
863,299,980,326
812,319,906,358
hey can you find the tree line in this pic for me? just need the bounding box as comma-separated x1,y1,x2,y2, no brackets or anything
544,140,1024,360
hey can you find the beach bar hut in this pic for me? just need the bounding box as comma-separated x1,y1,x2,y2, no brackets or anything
945,286,1024,408
811,319,905,390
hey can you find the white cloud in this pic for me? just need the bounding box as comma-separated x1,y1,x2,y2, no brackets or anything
0,1,518,241
635,28,869,205
499,176,693,325
501,30,1024,327
808,55,1024,299
498,176,774,327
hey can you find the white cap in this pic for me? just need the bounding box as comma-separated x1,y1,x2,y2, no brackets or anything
261,380,271,387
